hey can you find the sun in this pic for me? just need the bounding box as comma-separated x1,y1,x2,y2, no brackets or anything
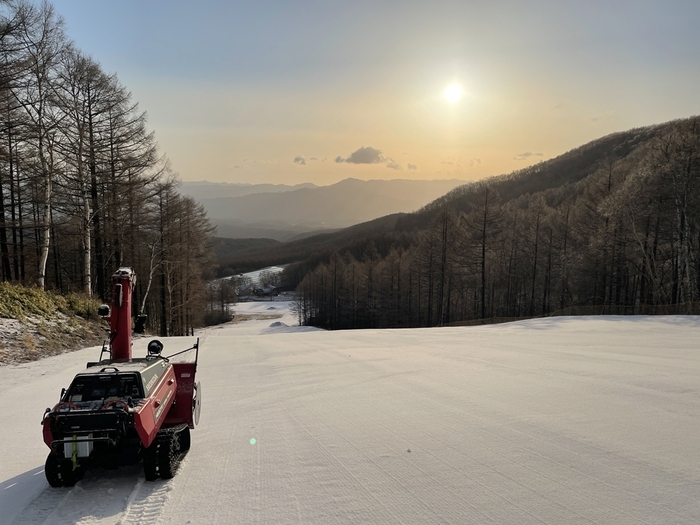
444,83,463,104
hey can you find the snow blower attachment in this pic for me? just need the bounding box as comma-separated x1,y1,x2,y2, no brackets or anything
41,267,202,487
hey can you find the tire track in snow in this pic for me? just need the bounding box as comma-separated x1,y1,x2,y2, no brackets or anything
118,478,173,525
10,486,71,525
9,465,172,525
11,465,142,525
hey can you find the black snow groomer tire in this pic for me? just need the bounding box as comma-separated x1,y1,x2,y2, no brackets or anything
45,453,84,488
143,424,188,481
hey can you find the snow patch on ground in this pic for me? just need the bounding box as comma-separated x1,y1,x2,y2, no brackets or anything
222,265,286,285
227,301,323,335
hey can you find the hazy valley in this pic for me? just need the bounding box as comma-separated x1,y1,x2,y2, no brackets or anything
180,178,467,240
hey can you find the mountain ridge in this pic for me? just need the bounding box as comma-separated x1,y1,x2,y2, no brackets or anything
214,116,696,276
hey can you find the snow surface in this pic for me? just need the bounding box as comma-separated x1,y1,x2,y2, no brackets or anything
223,265,286,285
2,307,700,524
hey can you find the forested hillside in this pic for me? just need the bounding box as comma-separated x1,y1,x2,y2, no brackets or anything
292,117,700,328
0,2,213,335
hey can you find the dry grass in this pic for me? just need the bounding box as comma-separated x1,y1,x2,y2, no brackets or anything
0,315,105,365
0,283,106,365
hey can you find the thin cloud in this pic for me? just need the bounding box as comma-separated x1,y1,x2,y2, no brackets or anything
514,152,543,161
386,159,400,170
469,158,481,166
335,146,385,164
591,111,615,122
293,155,307,165
407,163,417,170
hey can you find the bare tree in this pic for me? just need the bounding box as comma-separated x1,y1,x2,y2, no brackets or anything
11,0,65,288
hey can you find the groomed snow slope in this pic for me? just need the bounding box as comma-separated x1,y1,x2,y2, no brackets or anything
2,305,700,524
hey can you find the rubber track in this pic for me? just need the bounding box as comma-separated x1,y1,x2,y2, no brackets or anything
144,424,188,481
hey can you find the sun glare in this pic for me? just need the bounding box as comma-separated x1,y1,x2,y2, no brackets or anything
444,84,462,104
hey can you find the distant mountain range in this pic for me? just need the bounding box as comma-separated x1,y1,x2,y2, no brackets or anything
179,178,467,240
179,181,317,200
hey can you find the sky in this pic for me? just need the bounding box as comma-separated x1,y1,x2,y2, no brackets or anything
45,0,700,185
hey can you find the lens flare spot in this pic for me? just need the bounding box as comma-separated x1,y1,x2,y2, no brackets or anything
250,438,257,445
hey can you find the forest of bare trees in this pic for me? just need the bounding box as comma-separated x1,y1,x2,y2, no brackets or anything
294,118,700,329
0,1,213,335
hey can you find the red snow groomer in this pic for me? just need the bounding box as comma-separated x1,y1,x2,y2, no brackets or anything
41,268,202,487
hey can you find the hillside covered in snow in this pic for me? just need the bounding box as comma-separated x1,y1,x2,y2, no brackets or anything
1,304,699,524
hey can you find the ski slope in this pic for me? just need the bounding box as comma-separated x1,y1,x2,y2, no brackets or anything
2,305,700,524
